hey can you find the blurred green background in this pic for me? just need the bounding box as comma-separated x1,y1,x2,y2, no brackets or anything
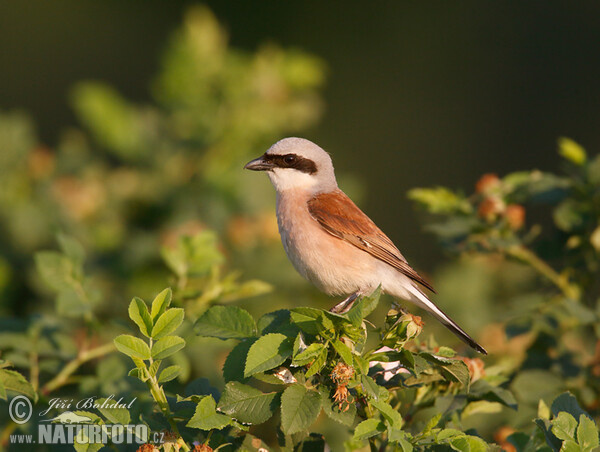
3,1,600,267
0,3,599,449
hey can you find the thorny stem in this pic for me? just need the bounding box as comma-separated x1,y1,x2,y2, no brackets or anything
42,342,116,395
505,245,581,300
146,339,190,452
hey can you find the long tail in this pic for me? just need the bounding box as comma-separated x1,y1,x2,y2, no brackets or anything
406,285,487,355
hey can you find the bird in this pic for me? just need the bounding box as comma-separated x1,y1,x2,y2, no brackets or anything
244,137,486,354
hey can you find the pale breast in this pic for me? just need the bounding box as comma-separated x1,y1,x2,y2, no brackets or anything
275,190,378,295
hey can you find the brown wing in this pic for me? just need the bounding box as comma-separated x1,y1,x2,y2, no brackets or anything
307,189,436,293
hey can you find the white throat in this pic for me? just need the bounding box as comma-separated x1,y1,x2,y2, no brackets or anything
267,168,336,194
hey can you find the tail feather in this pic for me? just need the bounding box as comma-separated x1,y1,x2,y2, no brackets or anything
406,285,487,355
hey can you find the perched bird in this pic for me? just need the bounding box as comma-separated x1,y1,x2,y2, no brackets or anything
244,137,486,354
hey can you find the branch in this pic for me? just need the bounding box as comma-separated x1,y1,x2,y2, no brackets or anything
41,342,116,395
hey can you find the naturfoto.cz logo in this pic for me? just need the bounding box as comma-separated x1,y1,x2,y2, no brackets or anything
7,394,163,446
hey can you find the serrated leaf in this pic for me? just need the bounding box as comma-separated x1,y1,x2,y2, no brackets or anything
353,418,386,440
577,415,599,450
187,396,231,430
332,339,353,365
430,357,470,388
257,310,299,337
223,339,256,382
128,297,152,337
344,286,381,325
304,345,328,378
361,374,383,400
371,399,403,429
293,343,326,366
151,336,185,360
551,392,590,421
0,369,37,401
158,365,182,384
469,379,517,410
96,398,130,424
217,382,278,424
194,306,256,339
290,308,322,334
114,335,151,360
150,288,172,322
280,384,321,435
151,308,184,340
423,413,442,434
551,412,577,441
450,436,488,452
244,334,292,377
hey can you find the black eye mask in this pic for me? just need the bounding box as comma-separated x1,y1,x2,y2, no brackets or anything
263,153,318,174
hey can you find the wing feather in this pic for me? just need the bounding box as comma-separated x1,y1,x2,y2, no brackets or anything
307,190,436,293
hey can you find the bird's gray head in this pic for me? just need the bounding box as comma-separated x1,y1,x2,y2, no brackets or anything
244,137,338,194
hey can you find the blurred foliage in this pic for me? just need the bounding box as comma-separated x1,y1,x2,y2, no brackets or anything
0,4,599,452
408,137,600,450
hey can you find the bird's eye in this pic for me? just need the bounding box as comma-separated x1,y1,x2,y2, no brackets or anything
284,154,296,165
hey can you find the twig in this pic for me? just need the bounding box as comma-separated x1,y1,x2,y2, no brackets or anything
505,245,580,300
41,342,116,395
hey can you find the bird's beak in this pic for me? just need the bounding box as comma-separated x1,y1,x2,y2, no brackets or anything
244,155,274,171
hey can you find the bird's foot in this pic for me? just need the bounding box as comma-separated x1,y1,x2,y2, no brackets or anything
330,292,360,314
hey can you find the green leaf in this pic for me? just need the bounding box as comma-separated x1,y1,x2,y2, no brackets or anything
194,305,256,339
150,288,172,323
161,231,224,278
561,440,581,452
95,398,130,425
408,187,472,214
332,339,353,365
151,336,186,360
554,199,584,232
353,418,386,440
558,137,587,165
344,286,381,325
217,382,278,424
128,297,152,337
223,339,255,382
151,308,184,340
187,396,231,430
57,233,86,266
361,374,383,400
462,400,503,418
450,436,488,452
551,392,590,421
588,154,600,185
244,333,292,377
577,415,599,450
320,388,356,426
371,399,403,429
158,365,182,384
469,379,518,410
257,310,299,337
280,384,322,435
290,308,323,334
114,335,151,360
422,355,470,388
0,369,37,401
304,345,328,378
35,251,74,292
551,412,577,441
292,343,326,366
